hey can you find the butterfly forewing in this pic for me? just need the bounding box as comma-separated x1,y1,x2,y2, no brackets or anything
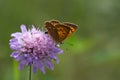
45,22,59,42
50,20,60,26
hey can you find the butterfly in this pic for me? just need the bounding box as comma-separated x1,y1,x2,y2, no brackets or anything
45,20,77,43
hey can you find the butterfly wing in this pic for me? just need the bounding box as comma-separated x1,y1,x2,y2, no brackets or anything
50,20,60,26
45,20,78,43
45,22,60,42
54,24,70,42
62,22,77,37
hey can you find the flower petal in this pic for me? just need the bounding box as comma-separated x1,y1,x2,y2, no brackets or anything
45,59,54,70
33,61,38,73
19,60,26,70
20,24,27,33
10,52,20,58
38,61,45,74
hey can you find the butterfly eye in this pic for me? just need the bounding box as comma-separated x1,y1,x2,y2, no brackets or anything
45,32,48,34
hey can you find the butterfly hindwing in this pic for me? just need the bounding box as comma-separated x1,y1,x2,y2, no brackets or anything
62,22,77,37
54,24,70,42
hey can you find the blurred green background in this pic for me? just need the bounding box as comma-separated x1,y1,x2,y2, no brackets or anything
0,0,120,80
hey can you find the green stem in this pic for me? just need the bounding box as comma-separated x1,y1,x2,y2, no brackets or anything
28,65,32,80
14,61,20,80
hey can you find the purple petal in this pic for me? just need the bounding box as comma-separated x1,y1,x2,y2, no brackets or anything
10,52,20,58
33,62,38,73
45,59,54,70
10,44,21,50
54,48,63,54
19,60,26,70
11,32,22,37
20,24,27,33
38,61,45,74
26,56,33,66
53,57,59,64
48,53,57,59
15,55,23,61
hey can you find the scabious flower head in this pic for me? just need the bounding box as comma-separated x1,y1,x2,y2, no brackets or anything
10,24,63,74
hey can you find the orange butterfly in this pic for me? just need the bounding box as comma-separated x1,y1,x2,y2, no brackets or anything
45,20,77,43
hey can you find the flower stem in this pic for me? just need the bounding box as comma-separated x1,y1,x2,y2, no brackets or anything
28,65,32,80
